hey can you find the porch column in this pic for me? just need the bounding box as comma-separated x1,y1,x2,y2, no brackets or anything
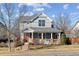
41,33,44,44
32,32,33,43
58,33,60,39
20,32,24,43
32,32,33,39
58,33,61,44
51,33,53,39
51,33,53,44
42,33,43,39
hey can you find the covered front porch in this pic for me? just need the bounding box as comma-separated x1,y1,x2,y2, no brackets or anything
21,28,61,45
23,32,60,45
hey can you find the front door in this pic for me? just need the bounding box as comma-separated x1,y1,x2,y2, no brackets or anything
24,33,31,42
52,33,59,44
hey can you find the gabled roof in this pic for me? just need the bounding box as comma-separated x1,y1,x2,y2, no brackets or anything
70,20,79,32
20,13,41,23
20,12,52,23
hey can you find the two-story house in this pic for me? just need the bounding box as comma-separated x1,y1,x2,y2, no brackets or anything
19,13,60,45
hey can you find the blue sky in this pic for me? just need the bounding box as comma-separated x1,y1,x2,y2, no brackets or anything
1,3,79,27
18,3,79,27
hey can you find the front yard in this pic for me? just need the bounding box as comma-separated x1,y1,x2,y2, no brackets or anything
0,45,79,55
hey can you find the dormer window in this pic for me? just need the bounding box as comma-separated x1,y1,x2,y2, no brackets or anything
51,24,54,28
38,20,45,26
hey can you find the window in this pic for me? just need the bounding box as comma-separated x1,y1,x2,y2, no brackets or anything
43,33,51,39
51,25,54,28
53,33,58,39
42,20,45,26
38,20,45,26
46,33,51,39
33,33,41,39
33,33,38,38
39,20,41,26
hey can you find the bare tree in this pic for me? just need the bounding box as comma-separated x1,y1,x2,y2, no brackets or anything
0,3,27,51
54,13,71,44
55,13,71,33
13,4,27,37
1,3,16,52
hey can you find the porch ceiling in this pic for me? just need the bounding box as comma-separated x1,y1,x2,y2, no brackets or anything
24,27,60,33
23,28,34,33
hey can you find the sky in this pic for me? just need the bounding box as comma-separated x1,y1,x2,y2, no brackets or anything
21,3,79,27
1,3,79,27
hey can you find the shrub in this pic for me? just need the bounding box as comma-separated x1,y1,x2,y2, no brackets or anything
15,40,24,47
60,31,67,45
0,42,8,47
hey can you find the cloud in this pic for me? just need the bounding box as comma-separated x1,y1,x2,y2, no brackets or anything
18,3,51,12
52,14,56,18
42,3,51,8
24,12,34,16
1,8,4,12
27,3,51,7
18,3,51,8
77,5,79,9
26,3,42,8
18,3,41,8
18,4,24,7
33,8,44,12
69,12,79,16
70,12,79,15
61,13,64,17
63,4,69,10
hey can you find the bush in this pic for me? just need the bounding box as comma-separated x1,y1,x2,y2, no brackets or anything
15,40,24,47
65,38,71,45
0,42,8,47
61,32,67,45
29,45,44,50
29,43,34,45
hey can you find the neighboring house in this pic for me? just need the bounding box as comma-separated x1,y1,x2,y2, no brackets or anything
19,13,60,45
68,21,79,44
71,21,79,35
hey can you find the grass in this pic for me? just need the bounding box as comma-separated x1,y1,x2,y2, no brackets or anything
29,44,79,51
0,45,79,53
29,44,55,50
0,45,79,55
29,45,44,50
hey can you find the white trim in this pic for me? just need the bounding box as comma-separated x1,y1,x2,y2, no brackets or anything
24,28,34,33
32,32,33,39
20,33,24,42
42,33,43,39
51,33,53,39
40,12,53,22
24,30,34,33
58,33,60,40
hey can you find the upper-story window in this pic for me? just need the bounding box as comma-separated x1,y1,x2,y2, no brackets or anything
51,24,54,28
39,20,45,26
